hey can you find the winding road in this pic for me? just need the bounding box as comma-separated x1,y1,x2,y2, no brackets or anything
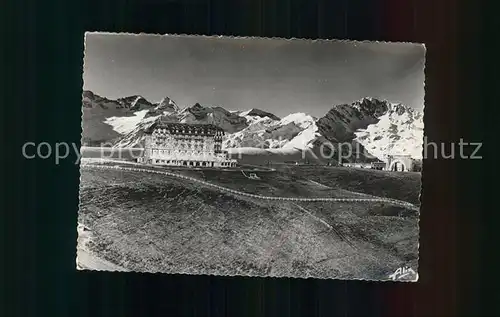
81,162,420,211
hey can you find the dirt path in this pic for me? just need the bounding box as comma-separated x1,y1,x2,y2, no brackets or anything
80,163,419,211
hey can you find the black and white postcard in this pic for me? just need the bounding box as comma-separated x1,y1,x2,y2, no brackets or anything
78,33,425,281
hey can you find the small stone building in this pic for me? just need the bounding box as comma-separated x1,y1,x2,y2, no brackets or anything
386,154,418,172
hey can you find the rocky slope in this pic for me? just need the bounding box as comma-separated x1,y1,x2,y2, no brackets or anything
179,103,248,133
354,103,424,161
223,112,318,150
81,91,423,162
82,91,182,146
82,91,134,145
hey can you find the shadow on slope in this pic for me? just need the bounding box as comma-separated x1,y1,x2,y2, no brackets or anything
281,165,421,205
78,167,419,280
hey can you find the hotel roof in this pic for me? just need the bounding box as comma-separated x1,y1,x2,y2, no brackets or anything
144,121,225,135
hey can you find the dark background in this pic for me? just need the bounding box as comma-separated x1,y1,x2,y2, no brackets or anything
0,0,492,316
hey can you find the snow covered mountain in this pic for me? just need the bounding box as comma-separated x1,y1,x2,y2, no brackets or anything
178,103,248,133
81,91,179,146
223,112,319,150
81,91,423,162
354,103,424,161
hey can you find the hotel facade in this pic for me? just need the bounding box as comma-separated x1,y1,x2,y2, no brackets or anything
137,121,237,168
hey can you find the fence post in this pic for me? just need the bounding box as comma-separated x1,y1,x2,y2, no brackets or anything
81,163,418,210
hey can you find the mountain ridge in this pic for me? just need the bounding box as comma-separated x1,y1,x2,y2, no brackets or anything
81,90,423,162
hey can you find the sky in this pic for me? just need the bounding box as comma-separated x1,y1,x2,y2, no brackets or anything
83,33,426,118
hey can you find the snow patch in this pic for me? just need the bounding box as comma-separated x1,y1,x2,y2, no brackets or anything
354,107,424,161
282,124,320,150
279,112,315,129
279,113,319,150
104,110,150,135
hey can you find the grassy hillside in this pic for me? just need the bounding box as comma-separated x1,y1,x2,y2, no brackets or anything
89,160,420,204
80,148,421,205
280,165,422,205
78,166,419,280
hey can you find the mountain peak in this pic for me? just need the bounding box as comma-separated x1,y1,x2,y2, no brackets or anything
387,102,413,115
82,90,112,102
357,96,376,103
81,90,121,109
348,97,391,118
156,96,179,112
82,90,95,99
82,91,423,163
118,94,144,101
158,96,176,105
114,95,154,111
351,97,416,117
191,102,205,109
240,108,280,121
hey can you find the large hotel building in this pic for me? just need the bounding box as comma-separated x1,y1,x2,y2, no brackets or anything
137,121,237,168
